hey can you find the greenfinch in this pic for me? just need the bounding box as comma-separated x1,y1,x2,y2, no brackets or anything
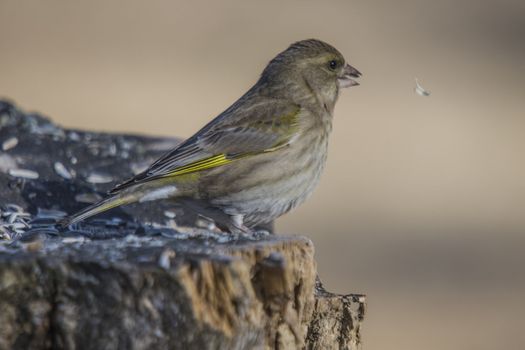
61,39,361,233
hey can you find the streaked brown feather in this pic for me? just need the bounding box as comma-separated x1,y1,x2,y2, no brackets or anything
109,98,300,194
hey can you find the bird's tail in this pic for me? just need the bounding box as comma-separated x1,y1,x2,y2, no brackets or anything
58,193,137,228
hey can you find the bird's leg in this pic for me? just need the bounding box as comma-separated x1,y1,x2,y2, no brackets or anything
212,215,250,236
175,198,254,236
226,214,251,235
204,212,252,236
222,215,274,238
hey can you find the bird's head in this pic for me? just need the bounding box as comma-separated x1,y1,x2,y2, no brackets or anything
259,39,361,113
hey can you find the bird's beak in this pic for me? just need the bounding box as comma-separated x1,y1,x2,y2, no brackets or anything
338,64,362,88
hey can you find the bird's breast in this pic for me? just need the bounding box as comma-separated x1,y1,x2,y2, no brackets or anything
200,121,331,225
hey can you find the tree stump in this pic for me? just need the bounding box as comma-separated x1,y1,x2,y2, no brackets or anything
0,101,365,349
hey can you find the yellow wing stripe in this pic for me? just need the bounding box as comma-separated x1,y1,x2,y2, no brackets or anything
163,154,233,177
161,142,293,178
159,108,301,179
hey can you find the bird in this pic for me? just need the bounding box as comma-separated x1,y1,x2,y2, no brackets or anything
60,39,361,234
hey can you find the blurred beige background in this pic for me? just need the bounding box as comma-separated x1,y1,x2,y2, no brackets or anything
1,0,524,349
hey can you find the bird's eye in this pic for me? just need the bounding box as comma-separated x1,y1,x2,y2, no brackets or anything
328,60,338,70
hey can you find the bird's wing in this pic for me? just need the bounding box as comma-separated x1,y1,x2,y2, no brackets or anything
109,99,301,194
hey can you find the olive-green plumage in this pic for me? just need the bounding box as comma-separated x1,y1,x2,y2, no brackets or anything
61,39,361,233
